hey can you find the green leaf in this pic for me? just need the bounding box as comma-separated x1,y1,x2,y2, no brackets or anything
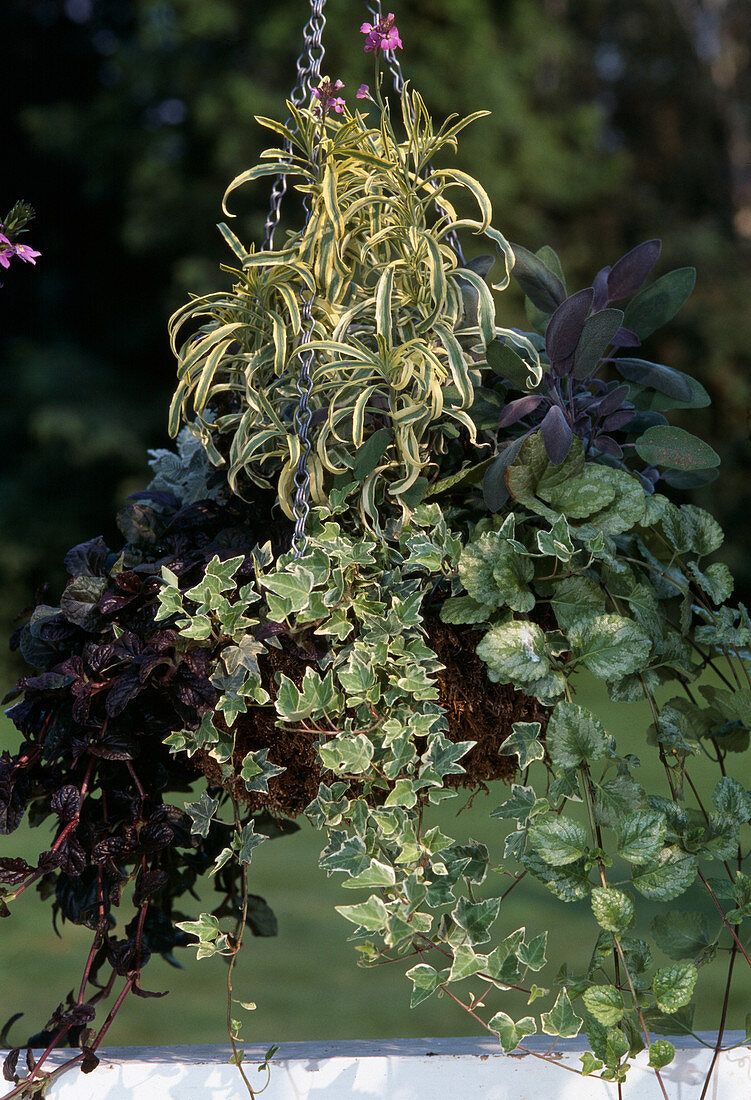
615,812,667,865
352,428,391,481
491,784,549,826
459,531,535,614
591,887,634,933
582,985,625,1027
635,426,720,472
235,821,268,865
448,944,486,982
486,339,538,389
568,613,651,680
335,894,388,932
488,1011,537,1053
538,469,617,519
517,931,547,972
712,777,751,824
452,896,501,945
258,566,315,612
632,852,697,901
651,911,712,960
549,575,608,631
573,309,624,378
405,963,442,1008
341,859,397,890
540,990,583,1038
185,791,219,839
499,722,545,770
580,1052,604,1076
521,851,591,901
547,702,607,772
240,749,286,794
623,267,696,339
652,961,698,1013
476,619,550,685
510,243,567,313
528,815,589,866
614,358,693,402
319,734,374,776
648,1040,675,1069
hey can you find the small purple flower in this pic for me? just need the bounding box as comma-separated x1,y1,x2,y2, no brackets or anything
0,250,12,270
360,13,403,53
13,243,41,265
356,84,371,100
312,77,346,118
0,232,10,247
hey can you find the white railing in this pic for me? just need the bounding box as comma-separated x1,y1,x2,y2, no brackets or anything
3,1034,749,1099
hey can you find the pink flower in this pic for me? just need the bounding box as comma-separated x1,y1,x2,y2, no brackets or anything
312,77,346,118
0,232,10,246
356,84,371,100
360,13,403,53
0,250,12,270
13,243,41,265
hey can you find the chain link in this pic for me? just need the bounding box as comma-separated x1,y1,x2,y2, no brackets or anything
263,0,327,252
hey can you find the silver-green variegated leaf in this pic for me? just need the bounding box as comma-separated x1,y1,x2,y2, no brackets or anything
568,613,651,680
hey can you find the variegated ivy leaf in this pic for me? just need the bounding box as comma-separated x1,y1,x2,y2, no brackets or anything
184,555,245,613
451,896,501,945
540,990,583,1038
318,734,374,775
175,913,231,960
240,748,286,794
458,529,535,614
405,963,446,1008
499,722,545,770
491,784,550,826
517,931,547,972
419,731,474,784
335,894,388,932
319,831,369,876
568,613,651,680
257,565,315,614
234,821,269,865
488,1011,537,1053
536,516,575,561
448,944,487,983
185,791,219,838
341,860,397,890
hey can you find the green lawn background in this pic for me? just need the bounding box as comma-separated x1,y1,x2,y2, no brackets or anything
1,676,749,1046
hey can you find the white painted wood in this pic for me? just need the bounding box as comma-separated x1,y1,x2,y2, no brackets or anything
3,1035,749,1099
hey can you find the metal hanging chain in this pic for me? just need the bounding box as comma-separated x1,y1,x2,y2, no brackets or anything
261,0,327,557
263,0,327,253
367,3,465,266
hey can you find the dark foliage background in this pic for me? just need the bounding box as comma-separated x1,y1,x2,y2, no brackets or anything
2,0,750,676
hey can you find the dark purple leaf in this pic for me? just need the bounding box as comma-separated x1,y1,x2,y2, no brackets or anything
57,836,86,877
80,1051,100,1074
607,239,662,301
592,265,611,310
37,850,63,872
132,982,168,999
139,823,174,853
92,836,129,863
3,1048,20,1084
0,857,33,885
545,288,594,370
134,870,168,906
23,672,74,693
591,385,630,418
60,577,107,632
497,395,543,428
105,672,142,718
482,438,527,512
64,537,111,579
51,786,80,822
89,734,135,760
601,409,636,432
593,435,624,459
540,407,573,465
613,327,641,348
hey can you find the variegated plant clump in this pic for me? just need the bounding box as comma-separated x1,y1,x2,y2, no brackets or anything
2,22,750,1100
168,86,540,531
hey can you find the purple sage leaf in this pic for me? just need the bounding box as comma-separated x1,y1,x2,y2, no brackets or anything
540,406,573,465
545,288,594,372
498,395,543,428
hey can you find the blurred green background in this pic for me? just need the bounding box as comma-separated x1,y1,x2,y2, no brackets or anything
2,0,751,1049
